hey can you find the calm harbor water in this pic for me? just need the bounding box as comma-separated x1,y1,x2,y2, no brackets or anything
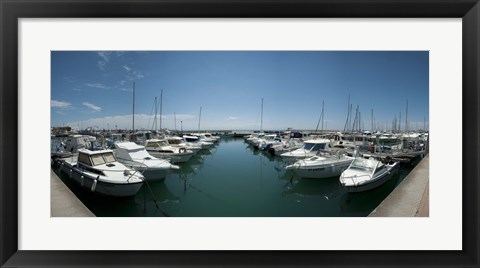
52,137,414,217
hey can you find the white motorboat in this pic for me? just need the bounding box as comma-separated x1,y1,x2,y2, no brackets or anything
64,134,97,152
196,133,217,144
339,157,400,193
202,133,220,143
113,142,179,182
183,135,199,142
254,134,281,150
144,139,194,163
187,134,215,148
245,132,265,145
165,136,202,154
58,149,144,197
285,151,354,179
268,139,303,156
280,139,331,163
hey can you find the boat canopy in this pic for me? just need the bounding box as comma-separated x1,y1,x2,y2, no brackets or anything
114,142,154,161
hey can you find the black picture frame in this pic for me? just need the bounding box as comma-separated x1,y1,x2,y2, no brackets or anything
1,0,478,267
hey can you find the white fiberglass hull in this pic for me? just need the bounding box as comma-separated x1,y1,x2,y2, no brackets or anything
280,151,317,163
286,158,353,179
340,162,400,193
147,151,193,163
59,161,143,197
121,164,178,182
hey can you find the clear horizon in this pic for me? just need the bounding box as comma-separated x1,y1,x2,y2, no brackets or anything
51,51,429,132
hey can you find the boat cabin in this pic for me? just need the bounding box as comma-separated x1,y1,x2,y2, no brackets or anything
77,149,117,168
166,136,183,145
145,139,170,148
65,135,96,152
301,139,330,152
114,142,153,161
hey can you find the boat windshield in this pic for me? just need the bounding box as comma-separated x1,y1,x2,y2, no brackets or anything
91,154,106,166
91,152,116,166
311,143,326,151
168,139,182,145
349,159,376,173
146,140,168,147
103,152,116,163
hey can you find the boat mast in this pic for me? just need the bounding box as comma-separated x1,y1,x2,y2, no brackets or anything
198,106,202,132
314,100,324,134
343,94,350,133
321,100,324,134
405,99,409,132
174,112,177,132
260,98,263,133
399,112,401,132
371,109,373,132
153,97,158,131
132,82,135,135
159,89,163,131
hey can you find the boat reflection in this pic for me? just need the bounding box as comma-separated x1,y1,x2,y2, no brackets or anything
339,173,400,216
282,177,343,198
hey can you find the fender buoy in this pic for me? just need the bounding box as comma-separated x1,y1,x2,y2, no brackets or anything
91,178,98,192
179,148,186,153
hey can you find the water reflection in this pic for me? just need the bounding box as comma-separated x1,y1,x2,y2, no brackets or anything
282,177,343,198
339,173,400,216
52,138,416,217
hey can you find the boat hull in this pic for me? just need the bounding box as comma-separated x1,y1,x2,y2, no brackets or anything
120,164,170,182
341,163,400,193
147,151,193,163
141,168,169,182
60,162,143,197
288,159,353,179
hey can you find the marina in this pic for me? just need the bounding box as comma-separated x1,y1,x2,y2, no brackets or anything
51,51,430,217
51,134,424,217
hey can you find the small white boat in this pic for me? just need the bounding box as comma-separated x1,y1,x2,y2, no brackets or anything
183,135,199,142
268,139,303,156
145,139,194,163
280,139,331,163
285,152,354,179
245,132,265,145
64,134,97,152
113,142,179,182
59,149,144,197
254,134,281,150
165,136,202,154
202,133,220,143
339,157,400,193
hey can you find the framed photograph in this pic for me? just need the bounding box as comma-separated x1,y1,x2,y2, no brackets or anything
1,0,478,267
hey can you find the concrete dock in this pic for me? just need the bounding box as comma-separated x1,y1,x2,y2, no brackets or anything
51,169,95,217
369,154,429,217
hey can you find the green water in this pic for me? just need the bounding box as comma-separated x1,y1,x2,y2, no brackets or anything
52,137,414,217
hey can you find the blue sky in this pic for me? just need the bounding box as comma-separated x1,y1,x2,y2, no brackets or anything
51,51,428,131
